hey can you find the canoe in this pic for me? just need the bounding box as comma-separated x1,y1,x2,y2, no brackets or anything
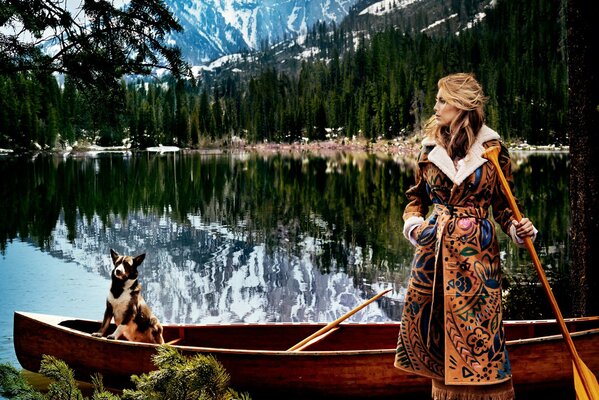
13,311,599,398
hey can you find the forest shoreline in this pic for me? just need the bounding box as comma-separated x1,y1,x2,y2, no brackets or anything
0,134,569,157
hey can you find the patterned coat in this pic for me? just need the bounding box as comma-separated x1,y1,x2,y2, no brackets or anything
394,125,523,386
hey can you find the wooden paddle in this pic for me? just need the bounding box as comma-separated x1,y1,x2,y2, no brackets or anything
287,288,392,351
483,146,599,400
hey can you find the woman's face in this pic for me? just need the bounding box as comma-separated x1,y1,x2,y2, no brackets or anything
434,90,460,128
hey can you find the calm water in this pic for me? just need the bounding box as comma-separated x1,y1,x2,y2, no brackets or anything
0,149,569,371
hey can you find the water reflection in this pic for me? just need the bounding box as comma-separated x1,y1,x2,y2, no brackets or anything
0,149,569,331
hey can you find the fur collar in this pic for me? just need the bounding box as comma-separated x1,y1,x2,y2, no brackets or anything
425,125,501,186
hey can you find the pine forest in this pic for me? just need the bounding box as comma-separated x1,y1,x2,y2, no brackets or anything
0,0,567,151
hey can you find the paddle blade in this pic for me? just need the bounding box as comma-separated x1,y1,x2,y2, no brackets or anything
574,359,599,400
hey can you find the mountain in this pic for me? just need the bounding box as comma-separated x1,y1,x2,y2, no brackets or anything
186,0,494,81
44,209,402,324
165,0,360,65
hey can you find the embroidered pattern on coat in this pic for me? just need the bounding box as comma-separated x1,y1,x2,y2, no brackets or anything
395,131,518,386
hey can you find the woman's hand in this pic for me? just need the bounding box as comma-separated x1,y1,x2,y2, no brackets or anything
513,217,535,238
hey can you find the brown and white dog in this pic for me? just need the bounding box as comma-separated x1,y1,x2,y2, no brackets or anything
91,249,164,344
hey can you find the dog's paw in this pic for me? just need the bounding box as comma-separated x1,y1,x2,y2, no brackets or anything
91,332,102,338
107,334,116,340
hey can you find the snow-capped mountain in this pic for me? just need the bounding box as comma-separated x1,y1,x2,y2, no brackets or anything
181,0,495,82
45,203,404,325
166,0,359,64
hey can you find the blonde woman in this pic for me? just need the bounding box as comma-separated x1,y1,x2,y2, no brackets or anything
394,73,536,400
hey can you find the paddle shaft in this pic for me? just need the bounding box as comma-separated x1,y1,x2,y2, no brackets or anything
287,288,392,351
484,147,595,398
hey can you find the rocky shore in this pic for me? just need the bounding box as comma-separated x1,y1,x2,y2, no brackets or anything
238,135,422,156
0,134,568,156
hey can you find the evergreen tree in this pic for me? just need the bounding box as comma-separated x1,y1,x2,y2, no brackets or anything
1,0,189,90
212,93,224,140
61,77,79,145
175,81,191,146
191,97,201,146
199,89,212,140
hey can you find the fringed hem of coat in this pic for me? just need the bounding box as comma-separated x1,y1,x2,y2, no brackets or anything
432,379,515,400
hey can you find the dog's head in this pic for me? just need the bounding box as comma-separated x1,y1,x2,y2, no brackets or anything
110,249,145,281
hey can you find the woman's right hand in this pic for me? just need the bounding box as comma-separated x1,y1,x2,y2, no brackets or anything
513,217,535,239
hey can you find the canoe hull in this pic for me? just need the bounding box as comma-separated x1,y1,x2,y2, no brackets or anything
14,312,428,397
13,312,599,398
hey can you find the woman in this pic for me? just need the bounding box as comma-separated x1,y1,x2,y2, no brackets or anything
394,73,536,400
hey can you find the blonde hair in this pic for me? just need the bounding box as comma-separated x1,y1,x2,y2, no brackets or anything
426,73,488,160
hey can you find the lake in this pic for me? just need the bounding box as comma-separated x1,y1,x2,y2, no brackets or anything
0,148,570,386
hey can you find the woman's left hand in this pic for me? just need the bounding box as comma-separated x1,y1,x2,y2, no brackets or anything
513,217,535,238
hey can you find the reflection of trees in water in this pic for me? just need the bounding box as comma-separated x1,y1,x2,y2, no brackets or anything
0,150,569,321
500,151,570,318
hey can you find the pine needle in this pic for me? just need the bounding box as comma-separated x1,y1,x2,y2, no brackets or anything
90,374,120,400
0,363,45,400
38,355,84,400
122,345,245,400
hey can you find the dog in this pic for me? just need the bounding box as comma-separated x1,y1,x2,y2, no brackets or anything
91,249,164,344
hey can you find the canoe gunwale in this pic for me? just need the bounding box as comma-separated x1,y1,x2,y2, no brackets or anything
14,310,599,354
506,327,599,347
14,311,399,356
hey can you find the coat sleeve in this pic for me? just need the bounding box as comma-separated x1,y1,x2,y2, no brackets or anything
402,147,432,241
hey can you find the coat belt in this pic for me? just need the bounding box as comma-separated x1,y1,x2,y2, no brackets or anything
433,203,489,219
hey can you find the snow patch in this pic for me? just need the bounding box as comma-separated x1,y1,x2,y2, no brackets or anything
359,0,420,16
456,12,486,35
295,47,321,60
146,145,180,153
421,13,458,33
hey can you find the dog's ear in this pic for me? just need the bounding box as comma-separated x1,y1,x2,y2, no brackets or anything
110,249,119,264
133,253,146,267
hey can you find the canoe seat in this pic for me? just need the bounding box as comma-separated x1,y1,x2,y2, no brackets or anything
166,327,185,345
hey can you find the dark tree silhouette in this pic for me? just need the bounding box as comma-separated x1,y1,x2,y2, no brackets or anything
567,0,599,316
0,0,189,89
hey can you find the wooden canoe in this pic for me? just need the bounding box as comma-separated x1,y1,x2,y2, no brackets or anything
13,311,599,398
